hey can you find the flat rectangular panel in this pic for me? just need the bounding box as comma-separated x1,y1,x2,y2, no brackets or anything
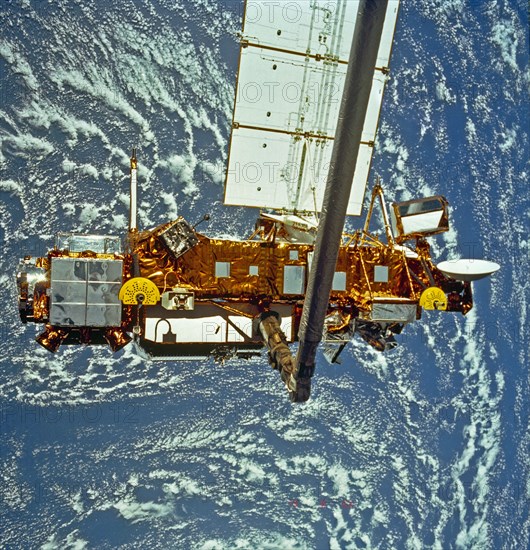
374,266,389,283
401,211,444,234
234,47,346,135
55,233,122,254
51,258,87,282
370,303,417,322
215,262,231,278
86,305,122,327
226,127,374,215
349,143,375,215
225,0,400,216
51,281,87,304
50,259,88,327
87,282,122,305
332,271,347,291
50,257,123,327
243,1,358,60
87,260,123,283
377,1,400,67
143,305,294,344
225,128,293,209
392,195,449,239
86,260,123,326
283,265,305,294
144,317,227,343
49,304,86,326
362,73,387,141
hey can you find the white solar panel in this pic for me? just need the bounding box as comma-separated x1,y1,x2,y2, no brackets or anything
225,0,400,216
242,0,356,59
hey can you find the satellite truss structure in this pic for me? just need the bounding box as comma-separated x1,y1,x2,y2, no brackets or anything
15,0,499,402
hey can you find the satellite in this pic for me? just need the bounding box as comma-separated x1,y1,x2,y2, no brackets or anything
15,0,499,401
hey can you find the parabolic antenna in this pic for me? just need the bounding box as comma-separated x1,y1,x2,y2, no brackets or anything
437,259,500,282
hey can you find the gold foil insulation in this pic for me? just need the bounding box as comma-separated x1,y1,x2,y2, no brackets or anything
134,228,438,314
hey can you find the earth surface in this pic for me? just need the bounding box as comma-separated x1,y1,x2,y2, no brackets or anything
0,0,528,548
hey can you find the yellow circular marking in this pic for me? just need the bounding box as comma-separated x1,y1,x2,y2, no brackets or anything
119,277,160,305
419,287,447,311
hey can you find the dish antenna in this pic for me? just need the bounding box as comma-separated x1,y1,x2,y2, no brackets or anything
437,259,500,282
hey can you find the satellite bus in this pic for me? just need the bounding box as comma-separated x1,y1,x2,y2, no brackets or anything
16,0,499,401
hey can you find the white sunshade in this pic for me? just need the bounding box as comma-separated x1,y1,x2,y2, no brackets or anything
401,211,445,234
224,0,400,216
